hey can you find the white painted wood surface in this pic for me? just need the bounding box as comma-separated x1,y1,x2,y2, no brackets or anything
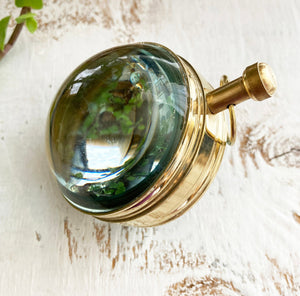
1,0,300,295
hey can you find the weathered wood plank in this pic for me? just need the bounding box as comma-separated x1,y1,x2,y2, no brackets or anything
0,0,299,295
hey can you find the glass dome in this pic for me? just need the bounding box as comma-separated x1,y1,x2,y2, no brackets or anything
48,43,189,212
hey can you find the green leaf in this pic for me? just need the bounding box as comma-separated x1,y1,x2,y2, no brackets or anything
88,184,101,192
128,97,136,104
103,188,114,195
25,17,37,33
99,125,119,136
81,112,97,133
124,105,132,114
106,106,114,113
110,96,123,104
15,12,36,24
120,114,133,125
0,16,10,51
72,172,83,179
126,127,134,135
114,182,126,195
127,176,135,181
15,0,43,10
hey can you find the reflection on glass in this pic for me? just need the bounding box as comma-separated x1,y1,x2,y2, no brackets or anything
49,43,188,212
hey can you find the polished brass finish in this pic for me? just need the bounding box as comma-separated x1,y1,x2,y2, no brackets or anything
53,42,277,227
206,63,277,114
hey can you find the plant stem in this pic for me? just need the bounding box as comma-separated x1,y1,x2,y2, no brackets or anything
0,7,31,61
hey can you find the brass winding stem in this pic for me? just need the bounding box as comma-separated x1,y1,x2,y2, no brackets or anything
206,63,277,114
207,63,277,145
220,75,236,146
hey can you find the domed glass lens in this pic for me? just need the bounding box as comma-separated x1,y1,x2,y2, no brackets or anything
48,43,189,212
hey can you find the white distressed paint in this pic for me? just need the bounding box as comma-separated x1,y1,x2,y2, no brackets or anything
0,0,299,295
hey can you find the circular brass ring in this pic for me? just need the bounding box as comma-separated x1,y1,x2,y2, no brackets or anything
220,75,229,86
227,104,236,145
219,75,236,146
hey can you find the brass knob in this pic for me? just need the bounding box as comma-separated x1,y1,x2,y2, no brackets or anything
206,62,277,114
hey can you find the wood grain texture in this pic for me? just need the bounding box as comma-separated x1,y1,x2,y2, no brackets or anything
0,0,300,295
